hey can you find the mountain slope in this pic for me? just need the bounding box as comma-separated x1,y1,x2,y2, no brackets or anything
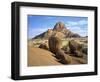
33,22,81,39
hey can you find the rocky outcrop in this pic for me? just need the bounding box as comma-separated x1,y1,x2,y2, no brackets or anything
33,22,81,39
53,22,66,31
68,40,84,57
49,36,72,64
49,36,62,54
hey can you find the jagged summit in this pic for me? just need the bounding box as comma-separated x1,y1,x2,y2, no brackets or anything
33,22,81,39
53,22,66,31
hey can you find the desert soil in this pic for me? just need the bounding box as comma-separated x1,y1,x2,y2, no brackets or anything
28,46,87,66
28,46,62,66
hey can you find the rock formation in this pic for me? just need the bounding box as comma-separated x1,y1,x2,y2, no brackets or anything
68,40,84,57
39,43,49,50
33,21,81,39
53,22,66,31
48,36,62,54
49,36,72,64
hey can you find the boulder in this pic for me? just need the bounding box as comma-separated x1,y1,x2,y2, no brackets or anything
39,43,49,50
48,36,62,54
69,40,82,53
55,49,72,64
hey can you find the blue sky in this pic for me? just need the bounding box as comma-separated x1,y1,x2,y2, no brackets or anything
28,15,88,39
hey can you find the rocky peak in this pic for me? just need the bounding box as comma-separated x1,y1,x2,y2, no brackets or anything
53,22,66,31
33,22,81,39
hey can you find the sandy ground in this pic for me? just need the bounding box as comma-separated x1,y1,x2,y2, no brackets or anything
28,46,87,66
28,46,62,66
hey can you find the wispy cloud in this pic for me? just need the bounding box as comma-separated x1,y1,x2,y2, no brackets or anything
65,19,88,36
67,26,87,36
78,20,87,25
66,21,78,26
66,19,88,27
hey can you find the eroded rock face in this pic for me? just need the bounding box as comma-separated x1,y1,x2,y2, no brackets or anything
44,29,53,39
55,49,72,64
48,36,72,64
61,45,71,54
68,40,84,57
48,36,62,54
69,40,82,53
74,50,84,57
53,22,66,31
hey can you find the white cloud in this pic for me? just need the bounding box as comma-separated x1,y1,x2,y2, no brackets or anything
78,20,87,25
66,19,87,27
66,21,78,26
67,26,87,36
65,19,88,36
